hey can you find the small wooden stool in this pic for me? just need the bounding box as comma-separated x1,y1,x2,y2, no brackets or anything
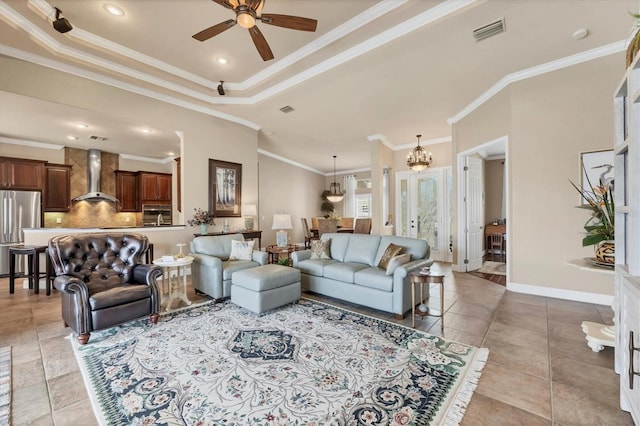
9,245,52,295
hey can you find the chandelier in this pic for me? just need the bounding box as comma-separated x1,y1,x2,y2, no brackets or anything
326,155,344,202
406,134,433,172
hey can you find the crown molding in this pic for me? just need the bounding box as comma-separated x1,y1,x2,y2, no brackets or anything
119,153,175,164
0,45,261,130
448,40,625,124
394,136,452,150
367,134,395,151
257,148,324,175
331,167,372,177
0,135,64,150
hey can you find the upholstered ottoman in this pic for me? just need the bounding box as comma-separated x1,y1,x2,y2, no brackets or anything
231,264,301,314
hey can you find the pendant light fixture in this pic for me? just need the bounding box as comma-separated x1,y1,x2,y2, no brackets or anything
326,155,344,203
406,134,433,172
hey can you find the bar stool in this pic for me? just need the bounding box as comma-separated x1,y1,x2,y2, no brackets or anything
9,245,52,295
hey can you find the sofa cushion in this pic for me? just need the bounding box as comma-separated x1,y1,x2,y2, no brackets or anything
191,234,244,260
221,260,261,280
385,253,411,275
377,243,404,269
354,267,394,292
89,283,151,310
296,259,337,276
229,239,254,261
321,233,350,261
324,262,369,283
344,234,381,266
310,239,331,260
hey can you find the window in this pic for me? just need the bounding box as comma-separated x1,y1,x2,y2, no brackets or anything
355,194,371,218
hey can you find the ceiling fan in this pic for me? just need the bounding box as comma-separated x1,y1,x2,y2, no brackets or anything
193,0,318,61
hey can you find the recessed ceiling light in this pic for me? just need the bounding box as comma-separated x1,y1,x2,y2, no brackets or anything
75,123,88,129
140,128,152,134
167,151,175,156
216,57,228,65
67,135,78,140
103,4,124,16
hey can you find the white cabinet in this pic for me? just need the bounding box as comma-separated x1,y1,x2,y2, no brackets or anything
614,52,640,423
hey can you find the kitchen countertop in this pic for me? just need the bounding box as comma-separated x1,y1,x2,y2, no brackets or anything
24,225,186,232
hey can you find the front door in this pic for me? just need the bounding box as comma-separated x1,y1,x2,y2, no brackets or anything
396,168,452,262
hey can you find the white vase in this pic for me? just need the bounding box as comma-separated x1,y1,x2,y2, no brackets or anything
200,224,208,235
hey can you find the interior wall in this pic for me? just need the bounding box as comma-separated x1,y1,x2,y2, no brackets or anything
0,142,64,163
0,57,259,255
258,153,326,248
453,54,621,296
485,159,505,224
119,158,172,174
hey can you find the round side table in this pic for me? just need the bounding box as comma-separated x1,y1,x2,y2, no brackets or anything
408,270,445,328
153,256,194,312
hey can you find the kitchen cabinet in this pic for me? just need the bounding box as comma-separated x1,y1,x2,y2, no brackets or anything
44,164,71,212
0,156,45,190
115,170,139,212
139,172,171,204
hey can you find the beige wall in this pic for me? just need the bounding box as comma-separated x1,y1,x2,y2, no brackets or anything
258,154,327,248
1,56,258,246
453,54,621,296
485,159,504,224
0,142,64,163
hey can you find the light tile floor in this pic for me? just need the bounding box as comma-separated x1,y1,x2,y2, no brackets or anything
0,263,633,425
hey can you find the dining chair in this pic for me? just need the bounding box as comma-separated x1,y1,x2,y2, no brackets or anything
301,218,318,249
317,218,338,236
488,233,505,261
340,217,354,229
311,217,319,230
353,218,372,234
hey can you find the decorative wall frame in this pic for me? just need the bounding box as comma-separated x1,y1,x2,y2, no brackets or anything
580,149,613,205
209,159,242,217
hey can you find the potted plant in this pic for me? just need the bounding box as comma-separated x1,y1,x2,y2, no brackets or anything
569,177,614,264
320,190,334,218
188,208,216,235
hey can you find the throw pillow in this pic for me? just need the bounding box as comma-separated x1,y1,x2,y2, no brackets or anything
229,239,255,261
377,243,404,269
385,253,411,275
310,239,331,260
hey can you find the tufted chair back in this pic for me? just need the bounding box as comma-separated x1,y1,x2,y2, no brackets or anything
48,232,162,345
49,233,148,288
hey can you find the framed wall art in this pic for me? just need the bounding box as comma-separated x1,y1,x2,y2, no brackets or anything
209,159,242,217
580,149,613,205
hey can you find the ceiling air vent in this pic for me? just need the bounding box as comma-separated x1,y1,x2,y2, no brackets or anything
279,105,295,113
89,135,108,141
473,18,505,42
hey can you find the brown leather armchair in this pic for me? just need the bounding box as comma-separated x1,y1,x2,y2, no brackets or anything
48,233,162,345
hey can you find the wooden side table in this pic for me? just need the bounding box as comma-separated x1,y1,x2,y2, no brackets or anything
408,270,446,328
267,244,297,266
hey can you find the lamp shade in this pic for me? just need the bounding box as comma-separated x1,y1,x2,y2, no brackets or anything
242,204,257,216
272,214,293,230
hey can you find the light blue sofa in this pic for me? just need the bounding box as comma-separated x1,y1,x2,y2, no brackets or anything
291,233,432,318
189,234,268,300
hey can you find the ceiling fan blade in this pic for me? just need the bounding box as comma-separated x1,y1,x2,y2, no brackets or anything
248,0,262,10
248,26,274,61
192,19,236,41
260,14,317,32
211,0,236,10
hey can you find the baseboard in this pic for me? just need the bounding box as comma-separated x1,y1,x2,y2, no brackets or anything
507,281,613,306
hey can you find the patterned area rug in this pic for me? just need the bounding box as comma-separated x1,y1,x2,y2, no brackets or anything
72,299,488,425
477,261,506,276
0,346,11,426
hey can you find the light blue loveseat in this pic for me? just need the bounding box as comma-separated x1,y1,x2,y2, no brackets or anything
189,234,268,300
291,233,432,318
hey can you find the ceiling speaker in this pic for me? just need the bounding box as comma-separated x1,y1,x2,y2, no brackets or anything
53,7,73,33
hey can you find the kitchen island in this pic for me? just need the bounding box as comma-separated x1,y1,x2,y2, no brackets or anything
23,226,190,261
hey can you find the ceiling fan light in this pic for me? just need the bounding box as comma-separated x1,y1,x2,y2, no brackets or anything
237,11,256,28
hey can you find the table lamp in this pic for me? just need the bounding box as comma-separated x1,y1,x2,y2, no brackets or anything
272,213,293,247
242,204,257,230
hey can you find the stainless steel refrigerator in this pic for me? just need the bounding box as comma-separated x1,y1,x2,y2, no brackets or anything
0,190,41,276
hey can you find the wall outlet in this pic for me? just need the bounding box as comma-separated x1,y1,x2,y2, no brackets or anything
56,217,62,224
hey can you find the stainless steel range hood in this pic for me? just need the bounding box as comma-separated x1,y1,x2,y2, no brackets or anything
72,149,119,203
